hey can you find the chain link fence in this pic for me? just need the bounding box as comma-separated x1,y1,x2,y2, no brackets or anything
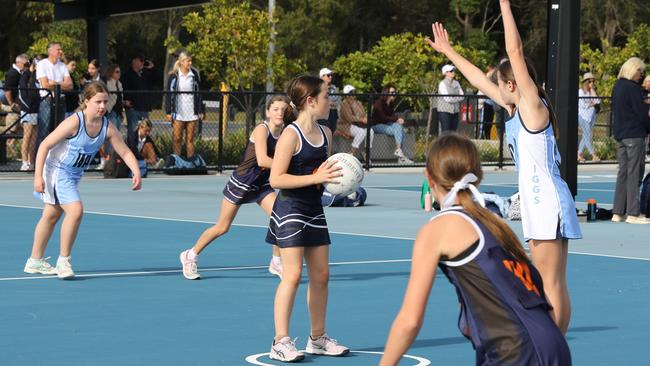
0,86,625,173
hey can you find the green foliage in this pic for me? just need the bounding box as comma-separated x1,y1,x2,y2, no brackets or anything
29,20,87,62
167,0,304,91
580,24,650,96
333,32,492,94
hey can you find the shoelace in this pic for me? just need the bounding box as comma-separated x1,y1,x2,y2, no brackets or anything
189,262,198,273
40,257,54,269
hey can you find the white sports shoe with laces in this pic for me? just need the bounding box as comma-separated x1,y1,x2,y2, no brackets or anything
305,333,350,356
56,256,75,279
24,257,57,275
270,337,304,362
179,249,201,280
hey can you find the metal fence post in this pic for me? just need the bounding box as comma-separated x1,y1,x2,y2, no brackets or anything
365,95,372,171
498,124,505,169
218,92,224,173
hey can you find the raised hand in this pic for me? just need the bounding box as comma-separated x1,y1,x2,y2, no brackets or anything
426,22,453,55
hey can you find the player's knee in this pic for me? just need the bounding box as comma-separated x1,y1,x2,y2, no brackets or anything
310,268,329,286
282,271,302,288
211,223,229,236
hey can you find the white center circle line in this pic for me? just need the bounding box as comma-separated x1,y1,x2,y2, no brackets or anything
244,350,431,365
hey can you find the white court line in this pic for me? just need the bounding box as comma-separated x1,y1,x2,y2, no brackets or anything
245,350,430,366
0,259,412,281
1,203,647,261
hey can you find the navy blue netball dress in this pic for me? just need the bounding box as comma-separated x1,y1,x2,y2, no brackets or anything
437,207,571,366
222,122,279,205
266,123,330,248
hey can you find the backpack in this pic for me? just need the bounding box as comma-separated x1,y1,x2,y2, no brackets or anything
321,187,367,207
103,152,130,178
641,173,650,216
164,154,208,175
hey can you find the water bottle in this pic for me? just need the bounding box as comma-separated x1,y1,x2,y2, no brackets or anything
586,198,597,222
424,192,432,212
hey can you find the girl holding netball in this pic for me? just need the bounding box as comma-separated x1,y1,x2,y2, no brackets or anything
265,75,349,362
381,133,571,365
26,81,141,279
425,0,581,333
179,96,290,280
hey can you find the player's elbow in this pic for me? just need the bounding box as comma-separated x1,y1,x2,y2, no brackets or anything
396,312,423,334
506,46,524,58
269,175,281,189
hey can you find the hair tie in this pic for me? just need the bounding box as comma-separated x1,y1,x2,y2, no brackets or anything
441,173,485,209
289,101,296,109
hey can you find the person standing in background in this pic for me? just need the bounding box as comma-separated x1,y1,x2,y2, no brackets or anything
317,67,340,133
437,64,464,132
611,57,650,224
577,72,601,162
123,52,157,133
36,42,73,146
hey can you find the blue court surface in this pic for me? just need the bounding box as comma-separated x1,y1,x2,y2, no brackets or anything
1,166,648,365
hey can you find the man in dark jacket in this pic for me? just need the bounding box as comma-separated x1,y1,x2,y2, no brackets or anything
123,53,157,133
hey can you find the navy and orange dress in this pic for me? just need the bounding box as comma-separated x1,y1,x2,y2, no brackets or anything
222,122,279,205
436,207,571,366
266,123,330,248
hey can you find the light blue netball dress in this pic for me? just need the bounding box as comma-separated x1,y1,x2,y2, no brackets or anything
504,104,581,241
37,111,108,205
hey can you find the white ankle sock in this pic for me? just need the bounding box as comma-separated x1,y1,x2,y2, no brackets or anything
272,255,281,265
187,249,198,260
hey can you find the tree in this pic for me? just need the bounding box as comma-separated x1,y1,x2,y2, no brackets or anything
166,0,304,134
166,0,301,91
580,24,650,96
333,31,492,139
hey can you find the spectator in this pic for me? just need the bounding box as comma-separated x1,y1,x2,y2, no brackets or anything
80,59,102,89
317,67,340,132
123,52,157,133
611,57,650,224
339,84,373,160
488,64,507,138
105,64,124,132
63,59,79,118
578,72,601,162
18,58,41,171
2,53,29,126
437,64,464,132
165,51,204,158
479,65,497,139
127,118,164,168
36,42,73,145
370,85,413,164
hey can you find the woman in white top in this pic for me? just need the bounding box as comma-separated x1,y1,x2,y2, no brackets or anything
578,72,600,162
165,51,204,158
438,64,465,132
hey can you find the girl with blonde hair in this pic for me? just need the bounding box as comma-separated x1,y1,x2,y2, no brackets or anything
165,51,204,158
25,81,141,279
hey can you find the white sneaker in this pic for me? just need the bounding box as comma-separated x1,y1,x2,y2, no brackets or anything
154,158,165,169
625,215,650,224
268,259,283,279
270,337,305,362
305,333,350,356
56,257,75,279
24,257,57,275
179,249,200,280
393,148,405,158
398,156,414,164
20,161,31,171
611,214,626,223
